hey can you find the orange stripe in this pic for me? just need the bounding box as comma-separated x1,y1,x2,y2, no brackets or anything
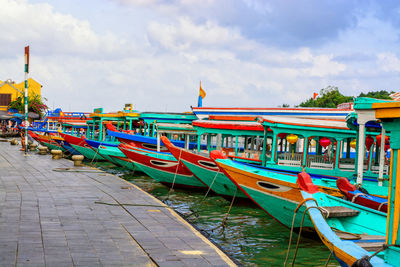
387,150,395,244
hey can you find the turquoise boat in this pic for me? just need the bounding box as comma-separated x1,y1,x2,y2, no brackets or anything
119,143,206,189
66,107,141,163
298,99,400,266
161,118,266,198
212,111,391,228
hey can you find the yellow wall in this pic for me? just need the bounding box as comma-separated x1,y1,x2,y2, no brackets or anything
0,78,42,111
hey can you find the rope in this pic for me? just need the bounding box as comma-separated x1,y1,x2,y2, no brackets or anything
292,206,323,266
184,169,221,219
53,167,104,173
284,198,318,267
331,227,361,240
351,192,366,203
378,202,387,212
324,250,332,267
88,140,105,166
164,148,183,201
94,201,171,209
209,188,237,233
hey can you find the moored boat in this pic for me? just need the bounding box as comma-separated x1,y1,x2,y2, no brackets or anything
119,142,207,189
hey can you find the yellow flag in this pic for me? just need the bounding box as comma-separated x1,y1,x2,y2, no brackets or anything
199,82,206,99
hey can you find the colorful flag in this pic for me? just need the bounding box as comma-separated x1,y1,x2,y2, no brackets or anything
199,82,206,99
390,92,400,101
24,46,29,73
198,81,206,107
313,92,318,100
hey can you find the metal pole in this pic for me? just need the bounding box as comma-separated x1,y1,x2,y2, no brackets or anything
24,46,29,154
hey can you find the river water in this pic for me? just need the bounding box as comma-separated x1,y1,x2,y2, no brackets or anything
96,163,338,266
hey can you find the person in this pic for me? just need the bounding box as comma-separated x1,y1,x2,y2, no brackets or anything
20,126,26,151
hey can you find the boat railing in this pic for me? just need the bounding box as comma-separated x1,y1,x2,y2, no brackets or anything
307,154,334,170
277,152,302,167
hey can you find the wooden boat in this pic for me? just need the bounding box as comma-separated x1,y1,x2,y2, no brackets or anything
160,117,267,198
298,173,388,266
60,108,141,162
61,133,106,161
34,132,66,151
303,97,400,266
119,142,207,189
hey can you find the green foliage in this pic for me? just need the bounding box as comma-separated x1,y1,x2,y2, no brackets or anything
358,90,394,99
298,86,395,108
299,86,353,108
8,93,48,117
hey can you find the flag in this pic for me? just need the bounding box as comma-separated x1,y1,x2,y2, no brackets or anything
313,92,318,100
24,46,29,73
198,81,206,107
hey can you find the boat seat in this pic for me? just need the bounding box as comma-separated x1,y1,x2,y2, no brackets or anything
319,206,360,218
337,233,386,252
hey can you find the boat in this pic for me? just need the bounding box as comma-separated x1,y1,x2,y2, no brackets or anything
119,142,207,189
160,117,266,198
62,107,141,162
306,97,400,266
209,113,390,228
297,172,387,266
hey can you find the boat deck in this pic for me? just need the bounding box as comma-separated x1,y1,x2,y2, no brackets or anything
0,141,236,267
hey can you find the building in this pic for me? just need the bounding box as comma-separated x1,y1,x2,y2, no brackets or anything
0,78,42,111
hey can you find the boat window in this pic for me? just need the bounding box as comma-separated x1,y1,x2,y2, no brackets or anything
198,160,218,169
257,181,280,190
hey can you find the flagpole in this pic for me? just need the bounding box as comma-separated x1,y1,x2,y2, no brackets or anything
24,46,29,154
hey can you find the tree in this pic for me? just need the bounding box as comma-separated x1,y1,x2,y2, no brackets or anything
299,86,353,108
358,90,394,99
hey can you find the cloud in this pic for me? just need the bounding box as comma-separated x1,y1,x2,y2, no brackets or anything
0,0,126,58
147,17,241,51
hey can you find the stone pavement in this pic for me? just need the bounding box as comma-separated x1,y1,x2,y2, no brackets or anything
0,141,237,267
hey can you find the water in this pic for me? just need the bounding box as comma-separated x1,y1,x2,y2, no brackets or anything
96,162,338,266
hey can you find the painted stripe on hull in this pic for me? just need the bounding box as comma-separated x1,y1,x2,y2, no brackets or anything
70,144,105,161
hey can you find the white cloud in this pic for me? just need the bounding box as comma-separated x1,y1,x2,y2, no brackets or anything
377,53,400,72
147,17,241,51
0,0,124,57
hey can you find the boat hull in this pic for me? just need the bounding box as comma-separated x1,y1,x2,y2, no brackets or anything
119,144,206,189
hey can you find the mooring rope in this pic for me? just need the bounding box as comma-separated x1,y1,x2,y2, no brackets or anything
164,148,183,201
284,198,318,267
184,169,221,219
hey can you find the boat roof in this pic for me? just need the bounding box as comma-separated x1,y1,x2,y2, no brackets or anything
155,123,197,134
259,116,350,130
89,111,140,119
192,106,351,120
192,120,264,131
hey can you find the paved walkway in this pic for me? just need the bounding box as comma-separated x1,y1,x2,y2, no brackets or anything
0,141,236,267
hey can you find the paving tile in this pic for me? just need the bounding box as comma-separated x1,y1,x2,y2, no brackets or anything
0,143,235,267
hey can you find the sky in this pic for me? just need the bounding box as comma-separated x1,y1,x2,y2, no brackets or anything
1,0,400,112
